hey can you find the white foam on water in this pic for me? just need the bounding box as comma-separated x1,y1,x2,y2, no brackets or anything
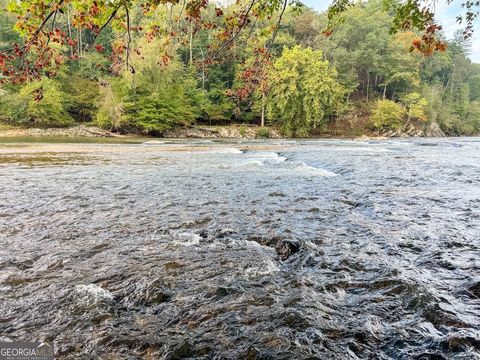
244,240,264,249
75,284,113,301
142,140,166,145
216,150,286,169
296,162,339,177
171,231,202,246
208,148,243,154
244,258,280,278
327,146,392,153
220,159,265,168
239,160,265,166
244,151,286,164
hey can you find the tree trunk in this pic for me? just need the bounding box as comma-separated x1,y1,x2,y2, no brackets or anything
77,25,80,55
383,84,387,100
189,24,193,66
402,115,411,133
199,48,206,89
78,25,82,56
450,72,454,97
366,72,370,102
261,92,266,127
441,76,450,99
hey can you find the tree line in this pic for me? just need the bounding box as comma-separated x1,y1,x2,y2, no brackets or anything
0,0,479,136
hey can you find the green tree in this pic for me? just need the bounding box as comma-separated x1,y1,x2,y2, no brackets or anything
95,79,127,131
7,78,73,127
119,38,196,134
60,74,100,122
316,1,392,99
402,92,428,130
465,101,480,134
370,99,405,130
267,46,345,137
469,74,480,101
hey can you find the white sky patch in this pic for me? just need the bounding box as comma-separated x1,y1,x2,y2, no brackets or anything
301,0,480,63
432,0,480,62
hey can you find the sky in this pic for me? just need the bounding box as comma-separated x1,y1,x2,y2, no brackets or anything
301,0,480,63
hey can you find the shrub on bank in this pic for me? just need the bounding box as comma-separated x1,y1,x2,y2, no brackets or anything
239,125,247,137
256,127,270,138
0,79,72,127
370,99,405,130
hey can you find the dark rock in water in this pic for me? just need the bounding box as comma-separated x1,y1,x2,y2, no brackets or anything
246,346,259,360
205,286,237,298
268,191,286,197
277,309,310,330
167,341,193,360
441,336,480,352
215,228,237,239
247,235,283,248
214,286,235,298
198,230,209,239
143,290,171,305
165,261,183,270
467,281,480,298
276,240,300,260
247,236,301,260
414,353,447,360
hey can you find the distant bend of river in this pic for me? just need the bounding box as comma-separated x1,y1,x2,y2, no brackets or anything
0,138,479,359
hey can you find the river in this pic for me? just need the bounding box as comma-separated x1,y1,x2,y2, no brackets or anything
0,138,479,359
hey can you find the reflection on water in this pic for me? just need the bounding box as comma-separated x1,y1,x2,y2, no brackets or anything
0,138,479,359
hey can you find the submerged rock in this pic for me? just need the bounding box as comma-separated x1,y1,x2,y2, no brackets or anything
246,346,260,360
247,235,301,260
467,281,480,298
143,279,173,305
215,228,238,239
167,341,193,360
275,240,300,260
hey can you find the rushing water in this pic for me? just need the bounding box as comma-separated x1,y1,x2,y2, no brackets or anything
0,138,479,359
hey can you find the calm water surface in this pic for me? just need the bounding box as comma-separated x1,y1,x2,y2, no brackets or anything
0,138,479,359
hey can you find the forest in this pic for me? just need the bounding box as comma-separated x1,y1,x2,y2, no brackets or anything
0,0,479,137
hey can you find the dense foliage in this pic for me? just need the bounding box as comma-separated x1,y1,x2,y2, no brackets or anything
0,0,479,136
268,46,345,137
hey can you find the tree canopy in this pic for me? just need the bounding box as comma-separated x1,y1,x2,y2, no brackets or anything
0,0,479,136
267,46,345,136
0,0,478,83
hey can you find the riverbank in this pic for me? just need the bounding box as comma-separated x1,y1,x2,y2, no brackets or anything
0,125,131,138
0,122,448,141
0,124,282,141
